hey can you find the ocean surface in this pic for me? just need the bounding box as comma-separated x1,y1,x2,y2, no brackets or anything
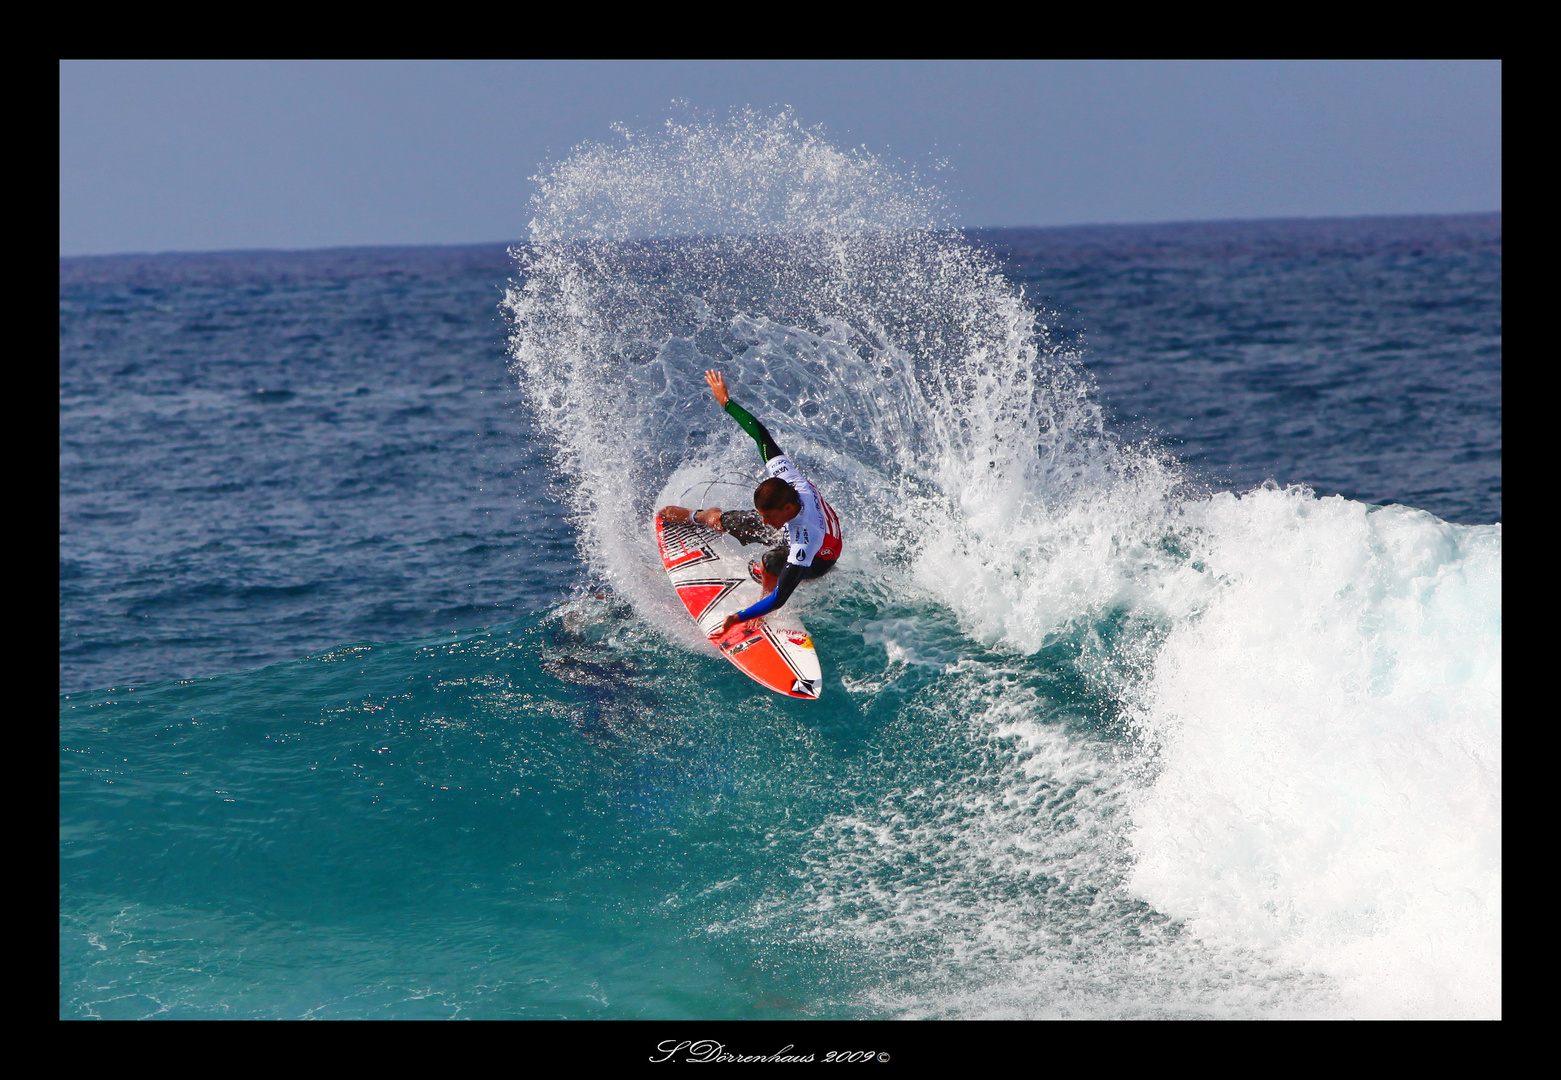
60,116,1500,1019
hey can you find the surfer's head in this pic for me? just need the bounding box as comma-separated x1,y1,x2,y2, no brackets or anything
754,478,801,527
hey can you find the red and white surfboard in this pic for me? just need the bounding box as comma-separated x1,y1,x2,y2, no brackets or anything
655,516,823,699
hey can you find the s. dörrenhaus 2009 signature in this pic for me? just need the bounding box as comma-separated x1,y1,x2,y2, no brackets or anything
650,1041,890,1064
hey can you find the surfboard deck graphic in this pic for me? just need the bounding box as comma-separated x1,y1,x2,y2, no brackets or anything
655,516,822,699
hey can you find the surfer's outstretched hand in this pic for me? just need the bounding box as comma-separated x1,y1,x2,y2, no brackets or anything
657,506,724,530
714,613,744,638
705,369,730,406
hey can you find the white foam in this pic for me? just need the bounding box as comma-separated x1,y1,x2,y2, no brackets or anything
1126,487,1501,1017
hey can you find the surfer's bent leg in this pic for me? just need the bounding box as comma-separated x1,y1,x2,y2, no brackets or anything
762,546,836,580
733,555,836,623
761,546,787,578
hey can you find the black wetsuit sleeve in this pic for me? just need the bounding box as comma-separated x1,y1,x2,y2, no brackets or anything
768,563,806,610
718,510,781,546
735,562,806,621
724,400,784,462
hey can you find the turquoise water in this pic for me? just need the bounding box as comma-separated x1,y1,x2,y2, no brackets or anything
60,597,1142,1018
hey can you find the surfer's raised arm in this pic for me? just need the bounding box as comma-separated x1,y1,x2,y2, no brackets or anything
654,370,786,529
706,370,785,463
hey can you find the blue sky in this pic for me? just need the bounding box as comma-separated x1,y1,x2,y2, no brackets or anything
59,60,1501,256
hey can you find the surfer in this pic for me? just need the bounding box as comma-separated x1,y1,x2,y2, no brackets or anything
657,370,843,638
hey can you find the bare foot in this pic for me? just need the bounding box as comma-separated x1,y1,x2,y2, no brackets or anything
657,506,691,522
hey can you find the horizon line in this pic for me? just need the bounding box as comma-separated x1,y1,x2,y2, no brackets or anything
59,209,1502,262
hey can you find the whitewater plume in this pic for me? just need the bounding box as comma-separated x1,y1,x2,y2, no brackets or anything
506,110,1180,649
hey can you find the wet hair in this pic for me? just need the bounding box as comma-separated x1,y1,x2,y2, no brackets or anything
753,477,801,511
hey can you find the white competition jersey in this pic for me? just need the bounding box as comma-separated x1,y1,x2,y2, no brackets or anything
766,455,843,567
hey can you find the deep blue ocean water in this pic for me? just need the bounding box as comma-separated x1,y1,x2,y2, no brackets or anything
60,202,1500,1018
